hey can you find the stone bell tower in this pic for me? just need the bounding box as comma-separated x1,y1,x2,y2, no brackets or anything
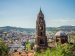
36,9,48,49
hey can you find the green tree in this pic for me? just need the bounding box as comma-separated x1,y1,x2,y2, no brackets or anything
0,38,9,56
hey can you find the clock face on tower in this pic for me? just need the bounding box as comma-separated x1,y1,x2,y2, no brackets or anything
39,26,43,30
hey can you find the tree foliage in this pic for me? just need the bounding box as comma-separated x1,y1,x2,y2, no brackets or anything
35,43,75,56
0,38,9,56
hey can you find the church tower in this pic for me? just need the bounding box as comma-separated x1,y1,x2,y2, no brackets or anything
36,9,48,50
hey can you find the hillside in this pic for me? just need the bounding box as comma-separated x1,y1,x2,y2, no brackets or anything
47,26,75,32
0,26,75,33
0,26,35,33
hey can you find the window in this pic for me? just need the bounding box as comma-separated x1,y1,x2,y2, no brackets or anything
40,32,42,36
39,39,45,45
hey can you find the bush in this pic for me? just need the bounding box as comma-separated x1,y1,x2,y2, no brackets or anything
35,43,75,56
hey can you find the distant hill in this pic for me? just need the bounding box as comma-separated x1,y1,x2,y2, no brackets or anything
0,26,35,33
58,26,75,31
47,26,75,32
0,26,75,33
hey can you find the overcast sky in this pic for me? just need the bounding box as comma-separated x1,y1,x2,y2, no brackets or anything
0,0,75,28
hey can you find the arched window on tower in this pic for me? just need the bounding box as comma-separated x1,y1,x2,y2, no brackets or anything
39,39,45,45
40,32,43,36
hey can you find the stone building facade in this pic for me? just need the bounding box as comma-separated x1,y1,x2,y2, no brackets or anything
55,31,68,44
36,9,48,49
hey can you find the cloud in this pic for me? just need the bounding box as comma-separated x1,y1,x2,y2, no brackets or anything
46,18,75,27
0,17,36,28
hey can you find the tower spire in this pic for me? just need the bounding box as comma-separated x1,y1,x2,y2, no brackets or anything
40,7,42,12
38,8,44,17
40,8,43,14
